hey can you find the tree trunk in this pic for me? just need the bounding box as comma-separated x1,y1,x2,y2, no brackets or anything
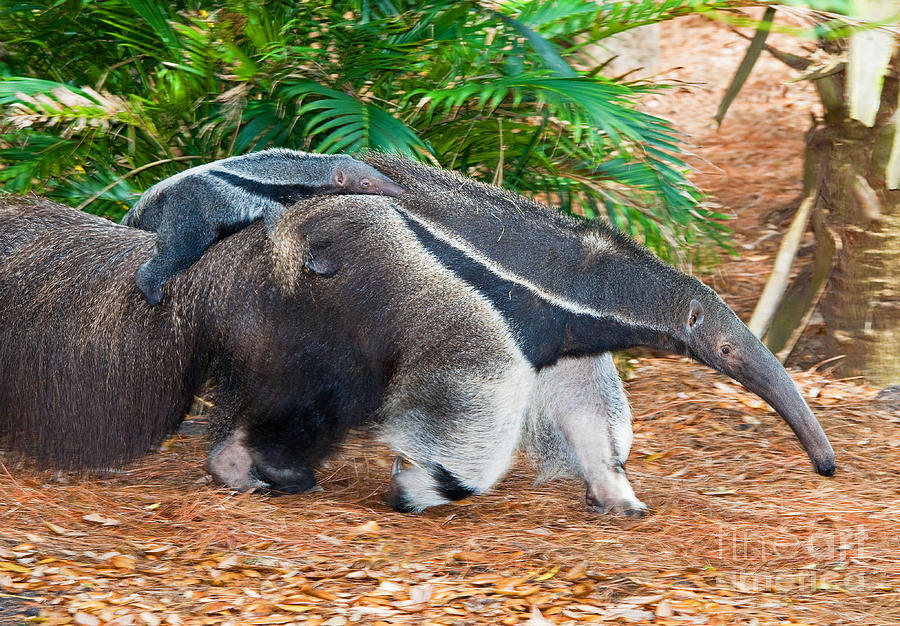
805,70,900,386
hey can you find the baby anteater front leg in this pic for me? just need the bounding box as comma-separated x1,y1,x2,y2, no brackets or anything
136,223,218,305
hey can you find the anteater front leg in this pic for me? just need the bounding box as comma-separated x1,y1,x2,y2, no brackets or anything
378,359,535,513
526,354,647,518
136,221,218,305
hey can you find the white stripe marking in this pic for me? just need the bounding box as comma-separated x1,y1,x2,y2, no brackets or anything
394,206,667,335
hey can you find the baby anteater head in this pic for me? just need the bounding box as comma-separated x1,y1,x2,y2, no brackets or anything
332,158,406,197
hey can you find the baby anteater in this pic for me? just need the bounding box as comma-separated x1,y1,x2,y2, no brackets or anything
122,149,406,305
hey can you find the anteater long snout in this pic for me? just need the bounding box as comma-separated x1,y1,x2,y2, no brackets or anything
739,349,835,476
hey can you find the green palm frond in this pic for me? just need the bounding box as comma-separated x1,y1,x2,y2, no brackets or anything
280,81,429,157
0,133,78,191
0,78,139,131
0,0,739,257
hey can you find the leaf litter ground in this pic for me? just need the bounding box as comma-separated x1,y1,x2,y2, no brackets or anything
2,14,899,626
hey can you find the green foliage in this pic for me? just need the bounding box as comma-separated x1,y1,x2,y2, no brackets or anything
0,0,733,257
779,0,851,13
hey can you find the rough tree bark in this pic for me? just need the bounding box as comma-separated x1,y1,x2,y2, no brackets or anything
805,66,900,386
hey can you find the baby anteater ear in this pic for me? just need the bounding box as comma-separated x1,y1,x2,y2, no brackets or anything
304,243,340,277
333,168,348,188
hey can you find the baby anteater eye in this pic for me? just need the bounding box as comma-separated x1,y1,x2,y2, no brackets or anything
360,178,371,188
720,344,732,356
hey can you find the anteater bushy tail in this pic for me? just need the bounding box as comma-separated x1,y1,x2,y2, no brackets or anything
0,196,204,469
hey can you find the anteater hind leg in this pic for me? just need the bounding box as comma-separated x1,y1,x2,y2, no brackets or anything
527,354,647,518
379,359,535,513
206,427,268,492
206,425,316,494
135,222,217,305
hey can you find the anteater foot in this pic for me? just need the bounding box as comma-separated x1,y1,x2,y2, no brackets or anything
586,492,649,518
135,264,164,306
386,462,477,513
254,464,317,496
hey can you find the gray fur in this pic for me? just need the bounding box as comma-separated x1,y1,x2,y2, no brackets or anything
201,152,834,515
122,149,405,305
360,153,835,479
524,354,646,517
0,153,835,517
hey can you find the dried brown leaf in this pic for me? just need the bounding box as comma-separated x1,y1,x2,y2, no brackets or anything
73,612,100,626
347,520,380,536
43,521,83,536
526,605,556,625
0,561,29,574
107,555,137,570
655,598,675,617
82,513,120,526
302,584,338,601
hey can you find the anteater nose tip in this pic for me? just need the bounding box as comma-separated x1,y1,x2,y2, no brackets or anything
816,461,836,477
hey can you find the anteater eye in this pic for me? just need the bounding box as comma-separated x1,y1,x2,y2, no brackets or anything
720,345,731,356
361,179,370,187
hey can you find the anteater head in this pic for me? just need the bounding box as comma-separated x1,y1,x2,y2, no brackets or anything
675,286,835,477
332,158,407,198
358,153,836,479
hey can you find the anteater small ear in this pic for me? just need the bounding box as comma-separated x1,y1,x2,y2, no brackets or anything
333,169,347,187
685,299,704,333
304,245,340,278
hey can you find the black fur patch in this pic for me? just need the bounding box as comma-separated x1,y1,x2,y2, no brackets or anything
210,170,325,206
395,209,674,367
431,464,475,501
385,489,417,513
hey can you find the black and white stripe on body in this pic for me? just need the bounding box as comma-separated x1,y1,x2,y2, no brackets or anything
363,154,834,481
379,206,653,513
122,149,405,306
203,194,537,512
381,206,650,514
394,206,671,368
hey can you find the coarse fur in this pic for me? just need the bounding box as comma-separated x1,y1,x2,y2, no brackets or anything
0,193,536,512
0,196,205,468
204,149,835,512
359,153,835,478
210,154,835,510
0,152,835,514
0,194,639,514
525,354,646,517
122,149,405,305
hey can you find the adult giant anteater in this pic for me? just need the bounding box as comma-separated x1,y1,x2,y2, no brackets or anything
0,157,835,515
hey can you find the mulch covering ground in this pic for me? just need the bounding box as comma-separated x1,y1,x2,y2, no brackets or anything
2,14,899,626
1,363,897,624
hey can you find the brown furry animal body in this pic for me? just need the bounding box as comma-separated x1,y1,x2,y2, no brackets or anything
0,156,834,514
0,196,205,467
0,194,356,473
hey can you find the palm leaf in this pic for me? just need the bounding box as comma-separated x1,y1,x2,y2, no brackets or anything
715,6,776,126
282,80,429,157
